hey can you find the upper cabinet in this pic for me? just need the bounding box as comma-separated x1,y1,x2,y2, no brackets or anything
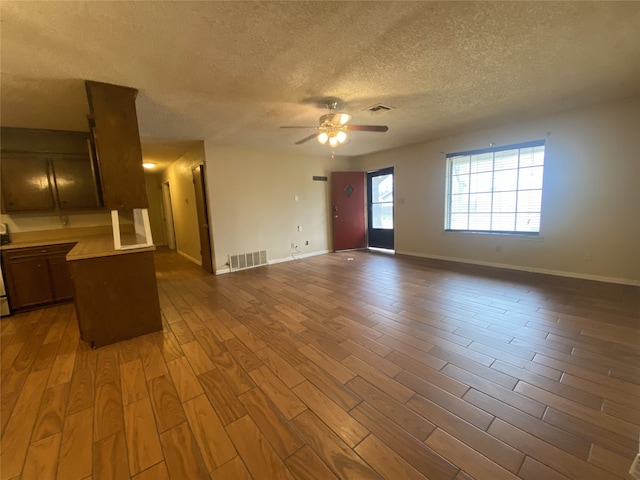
85,81,148,210
1,154,55,211
0,128,103,213
1,81,149,214
52,155,103,209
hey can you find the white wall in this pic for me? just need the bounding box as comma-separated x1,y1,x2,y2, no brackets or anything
202,144,345,272
351,96,640,285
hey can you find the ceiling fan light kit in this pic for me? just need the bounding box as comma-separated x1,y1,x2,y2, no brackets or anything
317,129,347,146
281,100,389,155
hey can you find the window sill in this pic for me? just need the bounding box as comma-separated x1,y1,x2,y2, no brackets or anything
443,230,544,242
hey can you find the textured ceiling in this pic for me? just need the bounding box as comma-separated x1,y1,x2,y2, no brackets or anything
1,1,639,164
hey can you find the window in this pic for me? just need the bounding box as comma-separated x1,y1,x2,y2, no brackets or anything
370,172,393,229
445,140,545,234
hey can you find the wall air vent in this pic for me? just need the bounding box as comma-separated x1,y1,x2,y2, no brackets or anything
366,104,394,113
229,250,268,272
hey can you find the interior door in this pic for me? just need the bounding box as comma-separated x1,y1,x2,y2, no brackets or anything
192,165,214,273
367,167,395,250
161,182,176,250
331,171,366,251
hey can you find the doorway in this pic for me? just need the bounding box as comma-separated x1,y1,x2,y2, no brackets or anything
192,165,214,273
161,182,176,250
331,171,366,251
367,167,394,250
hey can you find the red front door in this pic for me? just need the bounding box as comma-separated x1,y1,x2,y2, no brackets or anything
331,171,366,251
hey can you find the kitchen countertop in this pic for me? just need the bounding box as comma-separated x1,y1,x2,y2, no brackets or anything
67,234,154,261
1,233,154,260
0,238,78,250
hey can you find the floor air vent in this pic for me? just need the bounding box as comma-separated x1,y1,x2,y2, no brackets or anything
229,250,268,272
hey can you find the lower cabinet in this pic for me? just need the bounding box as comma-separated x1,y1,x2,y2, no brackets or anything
69,250,162,348
48,252,76,301
2,243,76,312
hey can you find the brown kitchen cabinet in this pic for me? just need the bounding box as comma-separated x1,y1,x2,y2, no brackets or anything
2,243,76,311
0,154,56,212
51,155,102,210
85,80,149,210
69,249,162,348
1,127,103,213
48,251,75,301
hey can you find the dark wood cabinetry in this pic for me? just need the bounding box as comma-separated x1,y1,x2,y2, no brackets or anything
4,256,53,308
0,128,103,213
1,154,56,211
69,250,161,348
2,243,76,311
85,81,148,210
48,252,75,301
51,155,102,210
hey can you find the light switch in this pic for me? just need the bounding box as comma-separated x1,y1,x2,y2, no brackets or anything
294,195,299,202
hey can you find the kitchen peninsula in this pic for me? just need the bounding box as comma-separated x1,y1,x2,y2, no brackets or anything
1,227,162,348
66,233,161,348
1,80,163,348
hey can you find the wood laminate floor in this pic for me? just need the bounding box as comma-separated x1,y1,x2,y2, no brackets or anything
1,249,639,479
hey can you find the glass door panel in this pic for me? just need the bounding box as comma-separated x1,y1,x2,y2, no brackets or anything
367,167,394,250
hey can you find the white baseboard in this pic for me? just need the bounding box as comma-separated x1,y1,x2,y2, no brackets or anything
396,250,640,286
177,250,202,266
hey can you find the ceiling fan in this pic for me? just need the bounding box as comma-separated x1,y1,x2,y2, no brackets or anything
280,101,388,152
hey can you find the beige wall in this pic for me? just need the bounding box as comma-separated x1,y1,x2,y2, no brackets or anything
160,143,205,265
202,143,345,272
351,96,640,284
144,173,166,246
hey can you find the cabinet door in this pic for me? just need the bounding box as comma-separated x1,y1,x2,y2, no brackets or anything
4,256,53,310
48,254,75,301
86,81,148,210
52,156,102,209
0,154,55,211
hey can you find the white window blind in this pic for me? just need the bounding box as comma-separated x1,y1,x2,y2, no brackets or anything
445,141,545,234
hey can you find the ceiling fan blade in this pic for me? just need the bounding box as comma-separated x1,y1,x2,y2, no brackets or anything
295,133,320,145
280,126,318,129
345,125,389,132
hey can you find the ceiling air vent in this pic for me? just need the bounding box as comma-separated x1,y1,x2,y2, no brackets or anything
366,104,394,113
